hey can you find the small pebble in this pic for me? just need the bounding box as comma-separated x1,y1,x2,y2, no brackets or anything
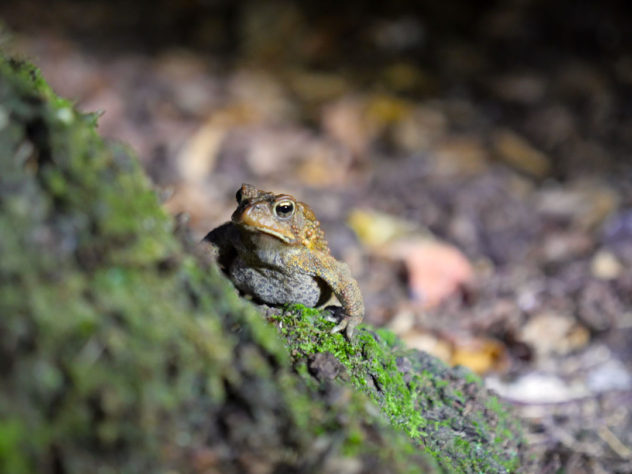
591,250,622,280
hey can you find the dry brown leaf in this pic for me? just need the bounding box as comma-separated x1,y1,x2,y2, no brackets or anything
245,129,308,176
295,141,352,187
163,184,229,233
229,70,296,122
392,105,447,152
391,238,474,309
449,336,508,374
322,97,375,157
365,94,412,125
431,135,490,177
535,180,619,230
520,312,590,356
492,128,551,177
380,62,434,93
348,209,472,309
539,231,593,263
286,69,349,104
347,209,421,248
400,329,452,363
177,105,255,182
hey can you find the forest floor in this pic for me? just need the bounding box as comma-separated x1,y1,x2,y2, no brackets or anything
2,1,631,472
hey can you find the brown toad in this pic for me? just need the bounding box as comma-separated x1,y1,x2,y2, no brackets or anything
203,184,364,339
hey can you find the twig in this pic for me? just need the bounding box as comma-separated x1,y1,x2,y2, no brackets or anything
598,426,632,460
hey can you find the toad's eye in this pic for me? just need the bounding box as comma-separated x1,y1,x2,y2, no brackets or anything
274,200,295,218
235,188,243,203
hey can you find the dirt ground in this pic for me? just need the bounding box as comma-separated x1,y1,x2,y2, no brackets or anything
2,1,631,472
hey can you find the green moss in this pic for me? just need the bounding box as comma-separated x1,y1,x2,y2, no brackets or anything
0,53,444,473
0,51,524,472
272,305,524,472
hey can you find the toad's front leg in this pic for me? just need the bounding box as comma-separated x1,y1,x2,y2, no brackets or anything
327,272,364,340
290,251,364,340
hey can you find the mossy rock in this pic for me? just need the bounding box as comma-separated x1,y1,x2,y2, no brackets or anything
273,306,523,472
0,53,523,473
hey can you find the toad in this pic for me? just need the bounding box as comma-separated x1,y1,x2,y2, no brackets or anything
203,184,364,339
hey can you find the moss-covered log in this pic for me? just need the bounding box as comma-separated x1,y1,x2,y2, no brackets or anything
274,307,523,472
0,54,523,473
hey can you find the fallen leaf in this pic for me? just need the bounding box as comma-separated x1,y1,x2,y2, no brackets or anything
535,180,618,230
295,140,353,187
539,231,593,263
365,93,412,126
492,128,551,177
177,120,226,182
399,329,452,363
431,135,490,177
449,336,508,374
286,69,349,104
392,104,447,152
380,62,434,94
245,128,309,176
520,312,590,356
322,97,371,157
229,69,295,122
485,373,589,403
392,238,474,309
347,209,421,248
348,209,472,309
163,183,227,233
177,105,255,182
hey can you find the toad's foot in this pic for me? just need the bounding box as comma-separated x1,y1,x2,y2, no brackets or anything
326,306,360,341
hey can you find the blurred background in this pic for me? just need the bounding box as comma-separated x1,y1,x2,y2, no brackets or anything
2,0,631,471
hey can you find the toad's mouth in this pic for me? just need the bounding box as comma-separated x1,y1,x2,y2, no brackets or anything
238,223,295,244
233,206,297,244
